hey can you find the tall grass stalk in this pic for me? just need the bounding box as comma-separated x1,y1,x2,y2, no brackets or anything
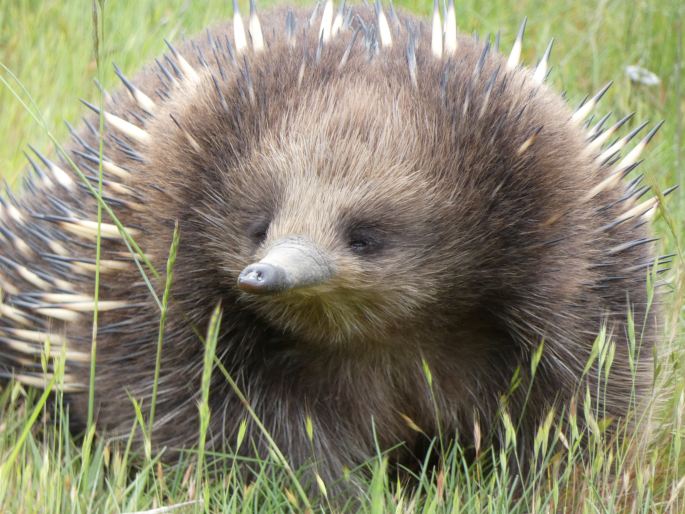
149,222,181,438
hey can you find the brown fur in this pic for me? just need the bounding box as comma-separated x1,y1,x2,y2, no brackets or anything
0,4,660,495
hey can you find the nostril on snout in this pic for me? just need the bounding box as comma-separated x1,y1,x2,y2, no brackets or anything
245,269,264,282
237,262,288,294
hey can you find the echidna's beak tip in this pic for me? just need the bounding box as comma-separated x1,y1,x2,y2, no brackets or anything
237,262,288,294
238,237,334,295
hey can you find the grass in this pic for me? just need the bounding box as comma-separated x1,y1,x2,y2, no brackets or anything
0,0,684,512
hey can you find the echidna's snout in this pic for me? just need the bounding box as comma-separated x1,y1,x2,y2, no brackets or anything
237,237,334,294
238,262,288,294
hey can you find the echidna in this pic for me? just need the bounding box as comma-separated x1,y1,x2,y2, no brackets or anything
0,0,671,491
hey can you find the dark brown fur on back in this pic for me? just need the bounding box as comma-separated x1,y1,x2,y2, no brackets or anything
0,4,660,494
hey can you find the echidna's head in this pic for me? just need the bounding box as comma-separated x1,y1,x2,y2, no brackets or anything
210,82,472,346
151,17,590,348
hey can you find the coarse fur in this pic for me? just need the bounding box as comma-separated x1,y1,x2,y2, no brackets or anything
0,1,668,496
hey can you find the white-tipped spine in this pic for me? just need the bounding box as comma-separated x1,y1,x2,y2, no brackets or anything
332,0,345,37
34,293,93,303
595,122,646,164
616,197,659,224
34,308,81,322
176,53,200,82
249,0,265,52
0,338,90,363
16,265,52,290
571,82,612,125
102,160,131,180
319,0,334,43
0,304,32,326
444,0,457,55
104,111,150,144
115,63,157,111
1,328,69,345
582,170,624,201
28,148,75,191
533,39,553,84
14,237,33,259
132,88,156,113
614,122,662,170
7,205,24,223
0,275,20,296
588,116,629,153
47,240,69,257
37,300,130,313
47,162,75,191
431,0,443,58
507,18,526,70
377,1,393,48
69,259,132,274
59,219,140,240
616,138,648,171
233,0,248,54
9,372,86,393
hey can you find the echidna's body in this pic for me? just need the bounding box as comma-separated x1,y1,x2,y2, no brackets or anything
0,1,667,489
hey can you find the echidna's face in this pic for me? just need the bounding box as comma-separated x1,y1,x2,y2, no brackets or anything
205,85,462,345
181,28,587,346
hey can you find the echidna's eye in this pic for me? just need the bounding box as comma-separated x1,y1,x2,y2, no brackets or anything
347,226,383,255
349,239,370,251
247,219,270,246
